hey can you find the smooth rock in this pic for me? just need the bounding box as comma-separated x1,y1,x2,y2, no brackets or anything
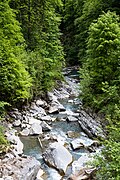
43,142,72,175
1,177,13,180
20,128,30,136
47,92,58,102
67,116,78,122
40,115,52,121
68,100,74,103
29,123,42,135
13,120,21,127
71,139,84,150
28,117,41,125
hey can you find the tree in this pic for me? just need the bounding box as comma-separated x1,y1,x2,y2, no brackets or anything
74,0,120,63
9,0,64,94
80,11,120,114
0,0,32,104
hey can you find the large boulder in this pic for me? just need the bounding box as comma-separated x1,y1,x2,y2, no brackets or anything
0,156,41,180
42,142,72,175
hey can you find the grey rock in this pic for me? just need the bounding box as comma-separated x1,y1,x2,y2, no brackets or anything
29,123,42,135
67,116,78,122
47,92,58,102
78,110,105,138
36,99,47,107
43,142,72,175
28,117,41,125
20,128,30,136
13,120,21,127
71,154,92,175
69,167,96,180
5,131,23,155
0,156,41,180
30,102,46,116
36,169,44,180
41,121,52,131
71,137,97,150
71,139,84,150
40,115,52,121
48,105,59,114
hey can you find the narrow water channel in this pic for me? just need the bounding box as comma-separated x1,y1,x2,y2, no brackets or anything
20,67,94,179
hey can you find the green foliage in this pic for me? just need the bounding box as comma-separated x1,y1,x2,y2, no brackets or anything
69,0,120,64
94,121,120,180
0,0,32,104
10,0,64,94
0,101,10,119
80,11,120,180
0,126,8,145
80,11,120,112
62,0,80,65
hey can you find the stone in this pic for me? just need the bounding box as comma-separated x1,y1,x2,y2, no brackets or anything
78,110,105,138
40,115,52,121
71,139,84,150
67,116,78,122
13,120,21,127
36,99,47,107
41,121,52,131
68,100,74,103
5,131,23,155
2,176,13,180
0,156,41,180
48,105,59,114
43,142,72,175
71,137,96,150
28,117,41,125
29,123,42,135
30,102,46,116
67,131,80,138
36,169,44,180
20,128,30,136
47,92,58,102
71,154,93,175
69,167,96,180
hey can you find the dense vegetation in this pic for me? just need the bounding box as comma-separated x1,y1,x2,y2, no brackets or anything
0,0,120,179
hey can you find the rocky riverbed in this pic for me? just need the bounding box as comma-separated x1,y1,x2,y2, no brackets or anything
0,67,105,180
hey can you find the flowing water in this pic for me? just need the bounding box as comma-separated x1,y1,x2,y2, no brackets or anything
20,67,94,179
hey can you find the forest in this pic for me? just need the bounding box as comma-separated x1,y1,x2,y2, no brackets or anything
0,0,120,179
